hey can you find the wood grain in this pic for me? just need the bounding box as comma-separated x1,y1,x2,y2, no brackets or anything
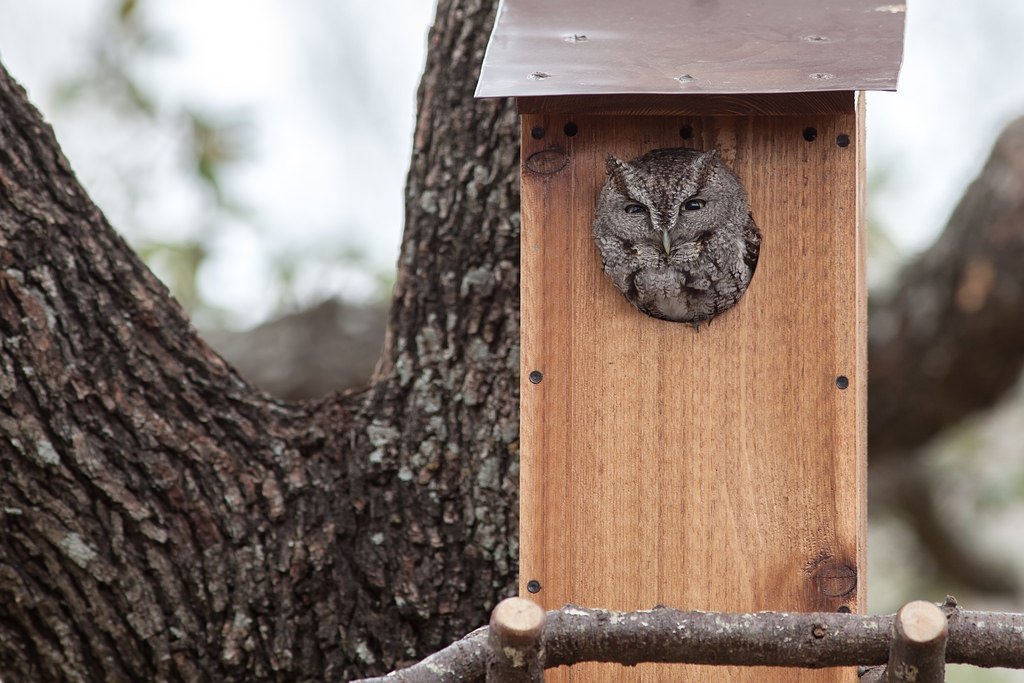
519,100,866,681
517,92,856,117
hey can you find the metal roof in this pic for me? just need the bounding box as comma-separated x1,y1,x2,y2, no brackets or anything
475,0,905,98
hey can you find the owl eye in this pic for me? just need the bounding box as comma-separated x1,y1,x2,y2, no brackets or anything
623,204,648,214
683,198,706,211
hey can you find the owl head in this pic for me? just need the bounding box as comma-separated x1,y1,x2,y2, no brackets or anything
600,147,750,252
592,147,761,325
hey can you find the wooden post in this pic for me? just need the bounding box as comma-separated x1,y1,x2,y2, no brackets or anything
487,598,547,683
518,96,867,681
885,601,949,682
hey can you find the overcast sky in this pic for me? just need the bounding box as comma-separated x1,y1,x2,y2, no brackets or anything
2,1,1024,327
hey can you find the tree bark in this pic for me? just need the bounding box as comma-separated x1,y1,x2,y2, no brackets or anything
0,0,518,679
5,0,1024,679
354,601,1024,681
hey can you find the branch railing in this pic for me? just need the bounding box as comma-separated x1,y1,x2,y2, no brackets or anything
353,595,1024,682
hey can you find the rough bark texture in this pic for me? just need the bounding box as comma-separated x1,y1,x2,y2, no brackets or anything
4,0,1024,679
354,601,1024,681
0,0,519,679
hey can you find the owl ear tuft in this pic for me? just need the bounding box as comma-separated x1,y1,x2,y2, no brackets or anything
605,155,633,196
605,154,628,176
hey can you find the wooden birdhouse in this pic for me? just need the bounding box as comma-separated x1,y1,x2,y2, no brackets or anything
476,2,905,680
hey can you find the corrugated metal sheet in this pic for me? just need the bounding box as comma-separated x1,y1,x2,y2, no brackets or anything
476,0,905,98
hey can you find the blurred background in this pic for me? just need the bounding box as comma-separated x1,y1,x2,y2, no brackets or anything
2,1,1024,680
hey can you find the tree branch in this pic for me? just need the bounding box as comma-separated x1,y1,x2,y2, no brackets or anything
884,600,948,682
867,116,1024,595
354,599,1024,682
0,0,522,677
486,598,546,682
869,116,1024,458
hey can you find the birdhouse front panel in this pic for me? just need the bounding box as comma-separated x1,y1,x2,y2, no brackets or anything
518,100,866,682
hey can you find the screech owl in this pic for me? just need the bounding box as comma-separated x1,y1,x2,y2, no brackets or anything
592,147,761,327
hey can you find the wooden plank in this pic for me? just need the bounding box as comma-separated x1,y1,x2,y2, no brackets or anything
519,100,866,681
517,92,856,117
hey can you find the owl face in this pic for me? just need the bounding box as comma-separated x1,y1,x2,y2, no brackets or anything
592,147,761,326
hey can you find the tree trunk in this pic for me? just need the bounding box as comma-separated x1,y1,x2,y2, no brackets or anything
5,0,1024,679
0,0,518,679
869,116,1024,458
866,117,1024,594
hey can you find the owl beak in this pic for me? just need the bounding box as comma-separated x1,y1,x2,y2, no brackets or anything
662,231,672,256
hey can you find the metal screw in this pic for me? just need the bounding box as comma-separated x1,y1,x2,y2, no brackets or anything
526,579,542,593
529,370,543,384
836,375,850,390
836,134,851,147
530,126,545,140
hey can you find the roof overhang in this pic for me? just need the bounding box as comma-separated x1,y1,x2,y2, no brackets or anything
476,0,905,99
